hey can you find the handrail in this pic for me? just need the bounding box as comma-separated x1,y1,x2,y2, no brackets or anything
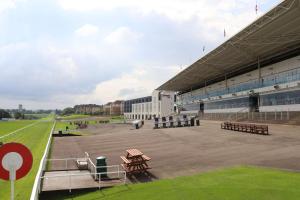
41,171,126,179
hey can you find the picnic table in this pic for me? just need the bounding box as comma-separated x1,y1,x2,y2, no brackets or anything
120,149,151,174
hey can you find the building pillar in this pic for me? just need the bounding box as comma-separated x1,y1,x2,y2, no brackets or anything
258,57,262,86
225,74,228,92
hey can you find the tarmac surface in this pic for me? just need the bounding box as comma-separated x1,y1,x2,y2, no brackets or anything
50,120,300,182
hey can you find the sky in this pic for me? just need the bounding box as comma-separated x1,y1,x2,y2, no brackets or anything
0,0,281,110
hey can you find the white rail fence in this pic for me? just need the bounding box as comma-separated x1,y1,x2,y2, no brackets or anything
40,171,126,193
201,111,293,122
30,121,56,200
41,155,126,192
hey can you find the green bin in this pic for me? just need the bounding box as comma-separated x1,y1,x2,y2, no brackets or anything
96,156,108,179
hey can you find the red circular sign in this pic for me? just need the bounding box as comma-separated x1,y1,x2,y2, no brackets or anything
0,143,33,181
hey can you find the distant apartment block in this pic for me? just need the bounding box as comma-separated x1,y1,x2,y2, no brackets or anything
74,104,103,115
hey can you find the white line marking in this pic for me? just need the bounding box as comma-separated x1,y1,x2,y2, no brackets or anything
0,121,40,140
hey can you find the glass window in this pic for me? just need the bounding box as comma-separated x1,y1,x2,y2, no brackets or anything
260,90,300,106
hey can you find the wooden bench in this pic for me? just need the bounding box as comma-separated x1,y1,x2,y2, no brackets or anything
142,155,151,161
121,164,151,173
120,156,131,164
254,125,269,135
221,122,269,135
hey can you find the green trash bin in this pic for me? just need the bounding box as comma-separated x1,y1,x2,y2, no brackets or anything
96,156,108,179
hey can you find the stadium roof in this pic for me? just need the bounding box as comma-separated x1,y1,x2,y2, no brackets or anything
158,0,300,93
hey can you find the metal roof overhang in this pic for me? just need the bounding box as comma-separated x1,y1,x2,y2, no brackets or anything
158,0,300,93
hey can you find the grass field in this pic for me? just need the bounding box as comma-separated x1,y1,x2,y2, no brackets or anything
24,113,50,120
57,114,90,120
0,120,36,137
41,166,300,200
0,120,54,200
54,121,82,135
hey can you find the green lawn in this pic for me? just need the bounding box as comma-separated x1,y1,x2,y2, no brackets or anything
0,120,54,200
55,121,76,131
54,121,82,135
24,113,50,120
57,114,90,120
109,115,125,123
0,120,36,137
42,166,300,200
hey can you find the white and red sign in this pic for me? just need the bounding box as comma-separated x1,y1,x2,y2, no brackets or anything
0,143,33,181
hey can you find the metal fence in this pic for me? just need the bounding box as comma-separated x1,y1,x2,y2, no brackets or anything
200,111,297,123
41,156,126,192
40,171,126,192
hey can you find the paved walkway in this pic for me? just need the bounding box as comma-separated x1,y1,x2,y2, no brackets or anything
50,120,300,182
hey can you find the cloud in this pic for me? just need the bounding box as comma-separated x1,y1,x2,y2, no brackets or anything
104,27,142,45
75,24,99,37
77,65,181,104
0,0,16,13
0,0,281,109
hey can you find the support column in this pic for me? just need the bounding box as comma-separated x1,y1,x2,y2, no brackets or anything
225,74,228,92
258,57,262,86
204,81,207,95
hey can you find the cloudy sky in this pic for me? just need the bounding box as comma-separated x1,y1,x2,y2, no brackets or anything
0,0,281,110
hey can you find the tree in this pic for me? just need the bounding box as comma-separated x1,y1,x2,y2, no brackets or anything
62,107,75,115
14,112,24,119
0,109,11,119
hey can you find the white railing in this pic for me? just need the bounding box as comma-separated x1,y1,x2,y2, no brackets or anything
40,171,126,192
41,153,126,192
87,157,121,180
30,121,56,200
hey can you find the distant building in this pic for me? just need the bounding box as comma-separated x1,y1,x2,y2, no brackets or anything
18,104,23,112
73,104,103,115
103,101,124,116
104,102,112,115
124,90,176,120
110,100,124,116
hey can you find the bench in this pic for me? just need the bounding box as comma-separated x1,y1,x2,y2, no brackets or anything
142,155,151,161
221,122,269,135
120,156,131,164
255,125,269,135
121,164,151,173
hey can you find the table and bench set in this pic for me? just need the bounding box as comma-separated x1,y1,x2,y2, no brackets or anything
221,122,269,135
120,149,151,174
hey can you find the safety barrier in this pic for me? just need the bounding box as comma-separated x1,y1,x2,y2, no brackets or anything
30,121,56,200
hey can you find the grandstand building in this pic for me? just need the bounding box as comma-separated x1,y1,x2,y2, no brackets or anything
158,0,300,116
124,90,176,120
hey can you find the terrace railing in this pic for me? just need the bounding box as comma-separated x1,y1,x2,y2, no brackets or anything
40,171,126,192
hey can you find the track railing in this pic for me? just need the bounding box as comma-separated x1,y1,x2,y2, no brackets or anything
30,121,56,200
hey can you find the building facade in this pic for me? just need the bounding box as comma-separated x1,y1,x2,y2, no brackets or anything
124,90,176,120
177,56,300,113
103,101,124,116
110,100,124,116
157,0,300,115
74,104,103,115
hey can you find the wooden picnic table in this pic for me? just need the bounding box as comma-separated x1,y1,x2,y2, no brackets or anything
126,149,143,158
121,149,151,174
